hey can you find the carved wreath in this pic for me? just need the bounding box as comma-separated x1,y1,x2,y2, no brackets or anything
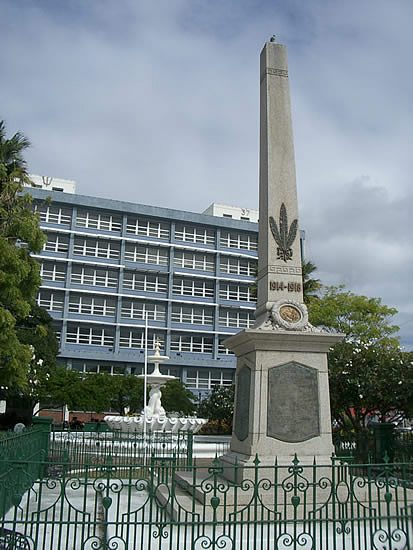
269,203,298,262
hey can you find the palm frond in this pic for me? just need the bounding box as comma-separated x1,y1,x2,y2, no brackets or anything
269,216,281,245
279,203,288,248
287,219,298,248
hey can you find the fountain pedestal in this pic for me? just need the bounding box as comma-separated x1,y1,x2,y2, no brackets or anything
104,345,207,434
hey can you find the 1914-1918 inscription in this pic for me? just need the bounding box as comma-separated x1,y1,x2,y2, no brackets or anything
269,281,301,292
267,363,320,442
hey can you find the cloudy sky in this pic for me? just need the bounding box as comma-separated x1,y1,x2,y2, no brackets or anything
1,0,412,348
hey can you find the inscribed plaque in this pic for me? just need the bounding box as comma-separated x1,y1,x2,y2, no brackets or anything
234,366,251,442
267,363,319,442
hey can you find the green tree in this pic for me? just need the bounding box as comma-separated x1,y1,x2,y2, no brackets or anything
302,259,321,304
45,371,115,413
109,375,144,415
328,341,412,432
308,285,411,433
44,372,195,417
309,285,399,343
198,385,235,433
160,379,196,415
13,305,60,408
43,367,89,411
0,121,45,390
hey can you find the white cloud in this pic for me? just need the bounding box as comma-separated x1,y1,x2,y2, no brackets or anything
1,0,412,347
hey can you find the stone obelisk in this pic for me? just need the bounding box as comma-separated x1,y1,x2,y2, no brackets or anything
255,40,303,326
221,40,343,476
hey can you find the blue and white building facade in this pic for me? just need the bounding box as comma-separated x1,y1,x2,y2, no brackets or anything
28,181,260,397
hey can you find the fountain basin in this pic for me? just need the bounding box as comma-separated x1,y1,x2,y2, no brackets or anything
104,415,207,434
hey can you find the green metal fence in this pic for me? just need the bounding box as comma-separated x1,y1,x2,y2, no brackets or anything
1,444,412,549
333,425,413,464
48,427,194,472
0,417,52,520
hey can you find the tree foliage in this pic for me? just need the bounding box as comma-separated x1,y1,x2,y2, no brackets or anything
14,305,59,404
198,385,235,433
302,260,321,304
328,341,413,432
44,371,196,417
44,371,116,413
309,285,399,343
44,367,88,411
160,379,196,415
0,121,46,390
108,375,145,415
308,285,411,433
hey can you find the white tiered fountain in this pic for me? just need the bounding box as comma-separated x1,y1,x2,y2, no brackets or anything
104,343,207,434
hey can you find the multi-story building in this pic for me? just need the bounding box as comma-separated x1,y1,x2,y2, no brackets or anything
27,179,262,398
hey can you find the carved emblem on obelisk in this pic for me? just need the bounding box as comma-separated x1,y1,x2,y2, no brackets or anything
269,203,298,262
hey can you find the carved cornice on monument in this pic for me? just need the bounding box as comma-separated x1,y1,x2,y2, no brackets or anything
257,265,302,279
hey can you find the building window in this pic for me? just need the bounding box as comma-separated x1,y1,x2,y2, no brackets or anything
186,368,234,389
220,256,256,276
121,300,166,321
39,261,67,282
52,322,62,343
68,294,117,316
66,324,115,346
175,224,215,245
119,329,164,350
71,265,119,288
36,290,65,312
220,231,257,251
174,250,215,272
219,308,254,328
126,217,170,239
172,277,214,298
218,337,234,355
34,203,72,225
73,237,120,260
124,243,168,266
43,232,70,253
170,334,213,354
171,305,214,326
219,282,255,302
76,210,122,232
122,271,168,293
72,362,124,375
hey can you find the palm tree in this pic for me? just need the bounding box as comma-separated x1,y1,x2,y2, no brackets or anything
0,121,35,238
0,120,31,185
302,259,321,304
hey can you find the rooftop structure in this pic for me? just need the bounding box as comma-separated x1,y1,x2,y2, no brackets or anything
202,203,259,223
27,175,76,194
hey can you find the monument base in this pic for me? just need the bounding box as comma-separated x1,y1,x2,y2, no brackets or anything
222,327,343,482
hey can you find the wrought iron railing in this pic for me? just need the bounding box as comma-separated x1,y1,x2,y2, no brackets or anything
334,425,413,464
48,427,194,472
0,449,412,549
0,418,52,519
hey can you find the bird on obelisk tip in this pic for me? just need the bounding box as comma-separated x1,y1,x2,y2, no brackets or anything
270,35,276,42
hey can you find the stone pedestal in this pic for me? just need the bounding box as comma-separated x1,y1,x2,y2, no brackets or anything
220,328,343,480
